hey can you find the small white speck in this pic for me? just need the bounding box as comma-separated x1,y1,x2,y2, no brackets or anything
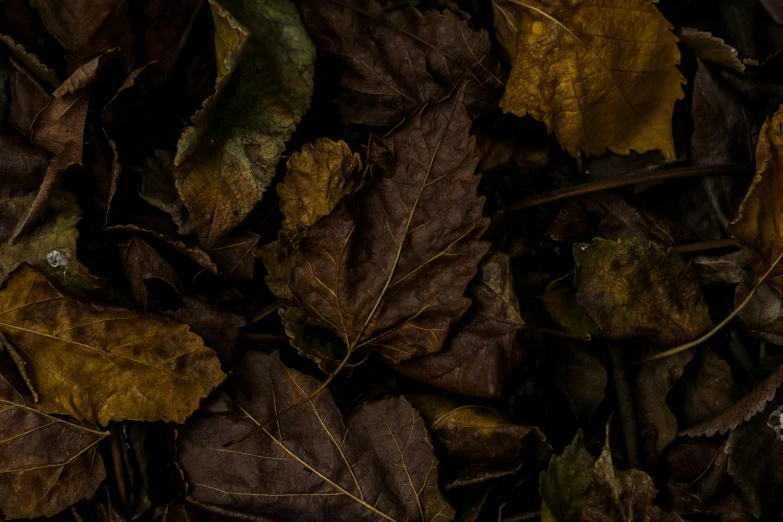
768,403,783,441
47,250,67,268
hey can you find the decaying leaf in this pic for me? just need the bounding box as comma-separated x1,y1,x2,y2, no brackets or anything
492,0,686,157
554,344,606,425
393,250,525,397
301,0,505,126
677,28,746,73
174,0,315,247
539,432,594,522
291,88,490,363
541,274,598,337
120,237,184,308
0,350,107,519
177,350,455,522
680,348,741,428
728,106,783,293
0,265,225,425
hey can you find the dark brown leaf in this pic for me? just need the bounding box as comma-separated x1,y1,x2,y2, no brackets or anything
681,348,741,428
7,57,49,135
0,135,47,192
541,275,599,337
207,230,260,281
677,28,746,72
120,237,184,308
301,0,505,126
177,350,455,522
554,344,607,425
291,87,489,363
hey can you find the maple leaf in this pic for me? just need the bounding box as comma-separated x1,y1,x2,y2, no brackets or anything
491,0,686,158
174,0,315,247
301,0,505,126
0,265,225,425
177,350,455,522
0,350,107,519
291,87,489,364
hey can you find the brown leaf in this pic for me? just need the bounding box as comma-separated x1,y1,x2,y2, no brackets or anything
0,265,225,424
708,492,754,522
0,135,47,191
137,150,193,236
7,57,49,135
573,238,713,346
301,0,505,126
0,34,59,87
257,229,303,303
541,274,599,337
291,87,489,363
681,348,741,428
492,0,685,158
207,229,260,281
409,394,543,488
0,349,107,519
279,138,363,230
177,350,455,522
554,344,607,424
761,0,783,24
677,28,746,73
393,250,525,397
120,237,184,308
681,364,783,437
279,306,347,371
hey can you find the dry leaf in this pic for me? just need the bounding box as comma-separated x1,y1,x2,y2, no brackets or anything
492,0,685,157
206,229,259,281
174,0,315,247
301,0,505,126
120,237,184,308
7,57,49,135
681,348,741,428
541,274,598,337
177,350,455,522
0,34,59,87
257,229,303,304
0,265,225,424
0,350,107,519
291,87,489,363
538,432,594,522
554,344,606,424
677,28,746,73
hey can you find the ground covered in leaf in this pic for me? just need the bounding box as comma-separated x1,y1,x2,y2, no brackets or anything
2,0,783,521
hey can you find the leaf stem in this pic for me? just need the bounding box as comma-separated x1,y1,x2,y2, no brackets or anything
506,164,752,212
635,250,783,365
672,238,738,254
248,301,282,325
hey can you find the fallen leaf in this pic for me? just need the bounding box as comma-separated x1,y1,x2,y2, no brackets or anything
207,229,259,281
554,344,607,425
677,28,746,73
492,0,686,157
573,238,713,346
7,57,49,135
680,348,741,428
0,135,47,191
0,349,107,519
541,275,599,337
120,237,184,308
257,229,303,304
279,138,363,230
174,0,315,247
409,394,543,487
761,0,783,24
301,0,505,126
279,306,346,371
708,492,754,522
177,350,455,522
538,431,594,522
291,87,489,363
0,264,225,424
681,364,783,437
0,34,60,87
393,250,525,397
728,106,783,293
137,150,193,236
692,251,749,286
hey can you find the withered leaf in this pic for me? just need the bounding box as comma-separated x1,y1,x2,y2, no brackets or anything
681,348,741,428
174,0,315,247
409,394,543,488
7,57,49,135
0,265,225,425
761,0,783,24
0,350,107,519
279,138,362,230
393,250,524,397
681,364,783,437
207,229,260,281
291,88,489,363
554,344,606,424
177,350,455,522
302,0,505,127
279,306,346,371
0,135,47,188
0,35,59,87
728,106,783,294
677,28,746,73
541,274,598,338
120,237,184,309
573,238,713,346
257,229,303,304
539,431,594,522
492,0,685,157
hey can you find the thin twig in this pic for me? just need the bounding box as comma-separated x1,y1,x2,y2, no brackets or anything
248,301,283,325
672,238,738,254
608,344,640,469
241,333,290,344
501,510,541,522
506,164,752,212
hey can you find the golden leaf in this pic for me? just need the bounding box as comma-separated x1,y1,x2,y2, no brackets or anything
0,265,225,425
492,0,685,158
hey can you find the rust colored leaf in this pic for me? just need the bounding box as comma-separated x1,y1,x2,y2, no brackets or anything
177,350,455,522
0,265,225,424
291,87,489,363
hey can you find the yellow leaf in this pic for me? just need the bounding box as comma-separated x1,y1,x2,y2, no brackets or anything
492,0,685,158
729,107,783,294
0,265,226,425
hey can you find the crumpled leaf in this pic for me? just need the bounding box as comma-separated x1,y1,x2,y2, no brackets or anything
492,0,686,158
728,106,783,294
174,0,315,247
409,394,543,488
0,349,107,519
301,0,505,126
677,28,746,73
177,350,455,522
681,364,783,437
573,238,713,346
393,250,525,397
291,87,490,363
541,274,598,337
680,348,741,428
278,138,363,230
0,265,225,425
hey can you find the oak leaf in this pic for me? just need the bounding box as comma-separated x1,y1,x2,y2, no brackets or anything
174,0,315,247
0,350,107,519
492,0,685,158
573,238,713,346
291,87,489,363
301,0,505,126
177,350,455,522
0,265,225,425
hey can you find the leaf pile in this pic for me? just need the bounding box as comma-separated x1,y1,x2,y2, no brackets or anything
4,0,783,520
